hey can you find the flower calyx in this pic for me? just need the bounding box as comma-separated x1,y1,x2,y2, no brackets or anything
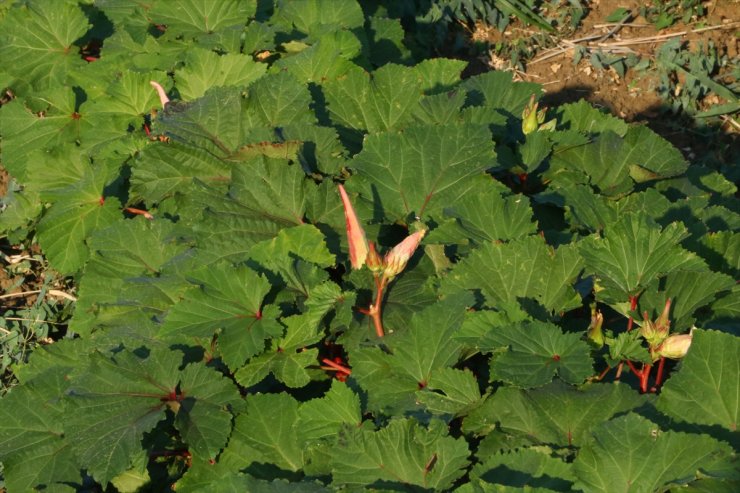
639,298,672,347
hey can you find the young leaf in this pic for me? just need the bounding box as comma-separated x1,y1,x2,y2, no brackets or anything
574,413,736,492
234,313,322,388
330,418,470,490
657,329,739,432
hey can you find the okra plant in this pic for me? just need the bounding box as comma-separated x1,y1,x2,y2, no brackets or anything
0,1,737,492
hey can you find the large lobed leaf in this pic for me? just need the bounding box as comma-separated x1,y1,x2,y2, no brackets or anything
657,329,739,432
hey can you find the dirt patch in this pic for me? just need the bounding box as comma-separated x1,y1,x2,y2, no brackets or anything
524,0,738,117
472,0,739,164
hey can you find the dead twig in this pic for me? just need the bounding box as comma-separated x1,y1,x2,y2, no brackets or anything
0,289,77,302
597,22,740,47
596,12,632,43
530,22,738,65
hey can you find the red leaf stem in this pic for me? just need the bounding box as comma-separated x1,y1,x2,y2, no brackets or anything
321,357,351,375
651,357,666,393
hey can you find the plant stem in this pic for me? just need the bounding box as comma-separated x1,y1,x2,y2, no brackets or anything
617,295,640,380
651,357,666,392
626,295,638,331
321,358,351,375
639,363,652,393
368,276,387,337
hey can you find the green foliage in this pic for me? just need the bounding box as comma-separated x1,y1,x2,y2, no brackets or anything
0,0,737,491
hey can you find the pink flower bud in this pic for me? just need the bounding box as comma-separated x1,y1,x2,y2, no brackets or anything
655,330,693,360
150,81,170,108
383,230,425,279
338,184,368,270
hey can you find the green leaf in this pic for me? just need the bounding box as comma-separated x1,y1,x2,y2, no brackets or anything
640,270,735,330
176,48,267,101
175,363,242,460
273,0,365,35
657,329,739,432
248,223,335,279
160,263,282,368
235,313,323,388
324,64,423,132
471,447,575,490
65,348,181,484
131,141,232,204
487,382,645,447
540,184,618,232
606,330,652,365
0,90,123,177
579,213,705,302
462,71,541,116
482,321,593,388
330,418,470,490
0,0,89,92
85,70,165,127
558,99,628,136
180,183,292,262
350,293,472,415
518,130,552,173
444,236,584,313
0,372,79,492
297,380,362,443
550,127,688,197
430,187,536,245
37,197,122,275
231,393,304,472
696,231,740,278
230,158,308,229
574,413,736,492
274,32,361,84
416,368,483,417
351,124,495,221
148,0,255,37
